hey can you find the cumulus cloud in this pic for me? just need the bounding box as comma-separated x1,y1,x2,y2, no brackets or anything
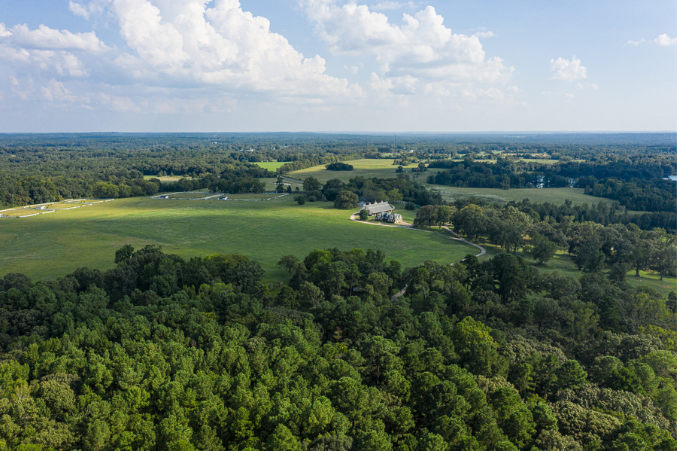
7,24,109,52
0,0,362,112
654,34,677,46
300,1,512,96
626,34,676,47
68,0,111,20
371,1,416,10
550,55,587,82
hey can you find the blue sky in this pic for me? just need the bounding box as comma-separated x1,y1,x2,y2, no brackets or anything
0,0,674,132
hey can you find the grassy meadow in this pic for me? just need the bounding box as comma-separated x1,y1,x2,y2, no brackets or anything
287,158,607,206
0,195,478,282
289,159,405,183
424,186,614,206
253,161,287,171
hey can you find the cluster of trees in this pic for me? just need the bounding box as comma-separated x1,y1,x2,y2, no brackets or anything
326,162,354,171
296,175,444,209
427,160,571,190
0,174,164,205
579,178,675,213
437,201,677,279
425,158,676,218
0,245,675,450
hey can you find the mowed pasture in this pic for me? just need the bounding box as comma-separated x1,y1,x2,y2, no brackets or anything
424,185,616,206
253,161,287,171
0,196,478,282
289,159,407,183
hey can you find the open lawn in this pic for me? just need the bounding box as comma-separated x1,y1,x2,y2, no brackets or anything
424,185,615,206
0,196,478,282
254,161,287,171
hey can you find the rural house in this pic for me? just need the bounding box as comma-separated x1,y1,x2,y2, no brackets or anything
362,201,395,216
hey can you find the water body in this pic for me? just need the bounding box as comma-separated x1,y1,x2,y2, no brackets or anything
664,175,677,181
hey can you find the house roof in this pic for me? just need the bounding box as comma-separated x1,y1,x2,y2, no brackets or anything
365,201,394,214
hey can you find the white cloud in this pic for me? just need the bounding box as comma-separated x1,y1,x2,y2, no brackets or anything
626,34,676,47
0,0,363,111
0,24,12,38
474,31,494,38
565,93,574,99
2,23,108,52
345,64,360,74
300,1,513,96
541,90,551,96
371,1,416,11
654,34,677,46
41,79,79,102
550,55,587,82
68,0,111,20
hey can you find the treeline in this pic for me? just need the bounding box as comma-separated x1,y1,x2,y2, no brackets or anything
427,159,571,189
299,174,444,206
0,245,675,449
0,164,275,206
427,159,676,214
578,177,675,213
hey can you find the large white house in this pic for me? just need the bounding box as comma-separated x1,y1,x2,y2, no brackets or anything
362,201,394,216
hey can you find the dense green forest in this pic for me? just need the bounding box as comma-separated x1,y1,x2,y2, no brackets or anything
0,245,676,450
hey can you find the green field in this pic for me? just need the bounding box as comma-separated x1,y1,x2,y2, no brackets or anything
222,193,286,200
288,160,605,207
254,161,287,171
424,186,614,206
0,196,478,282
290,159,405,183
143,175,193,183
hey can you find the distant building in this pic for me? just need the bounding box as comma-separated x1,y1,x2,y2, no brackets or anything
363,201,395,216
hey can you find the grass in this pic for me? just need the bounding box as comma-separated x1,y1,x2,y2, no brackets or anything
254,162,287,171
424,185,615,206
288,160,606,207
166,192,216,199
143,175,193,183
290,159,403,183
0,196,478,282
222,193,286,200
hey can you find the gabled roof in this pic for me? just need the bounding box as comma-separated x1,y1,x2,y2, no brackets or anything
365,201,395,214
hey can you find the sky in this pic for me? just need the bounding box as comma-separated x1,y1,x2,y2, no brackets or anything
0,0,674,132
